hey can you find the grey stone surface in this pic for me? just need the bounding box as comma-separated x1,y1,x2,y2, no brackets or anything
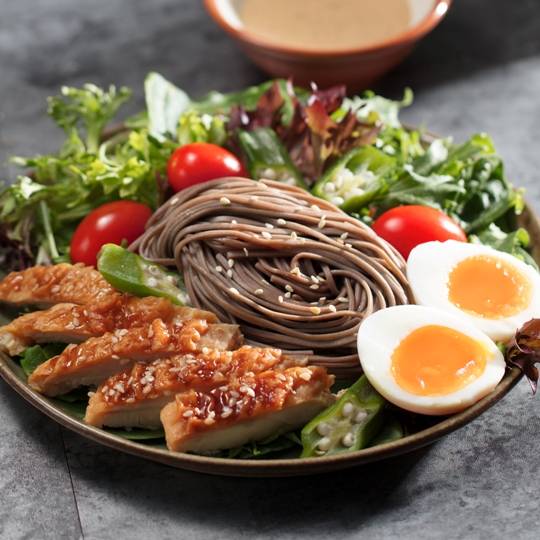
0,379,82,540
2,0,540,538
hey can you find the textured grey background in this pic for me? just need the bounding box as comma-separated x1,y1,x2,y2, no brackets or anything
1,1,540,539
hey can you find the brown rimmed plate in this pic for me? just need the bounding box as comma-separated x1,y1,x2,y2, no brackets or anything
1,202,537,477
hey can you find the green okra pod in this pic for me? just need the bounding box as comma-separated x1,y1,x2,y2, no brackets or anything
311,145,395,213
301,374,386,457
97,243,189,305
238,127,307,189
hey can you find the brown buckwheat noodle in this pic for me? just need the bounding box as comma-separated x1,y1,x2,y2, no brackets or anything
132,177,412,378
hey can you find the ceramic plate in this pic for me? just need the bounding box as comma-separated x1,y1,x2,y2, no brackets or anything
1,201,537,477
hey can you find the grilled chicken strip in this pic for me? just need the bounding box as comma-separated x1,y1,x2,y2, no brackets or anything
161,366,335,454
0,263,117,308
85,346,304,429
0,294,218,356
28,318,243,396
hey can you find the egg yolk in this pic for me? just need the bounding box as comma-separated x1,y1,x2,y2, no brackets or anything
391,325,487,397
447,254,532,319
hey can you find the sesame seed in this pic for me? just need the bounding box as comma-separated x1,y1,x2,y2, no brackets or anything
220,197,231,205
285,285,294,292
310,284,320,290
83,310,88,317
232,219,237,225
299,371,311,381
109,389,115,396
278,296,284,303
244,248,249,256
265,223,274,229
202,347,209,355
148,328,154,338
290,231,297,240
341,232,349,239
254,289,264,295
215,266,223,272
310,307,321,315
183,410,194,417
141,377,148,385
228,259,235,268
143,386,152,395
204,417,216,425
227,269,233,278
338,297,348,303
262,231,272,240
298,238,306,244
170,198,179,205
311,204,320,211
311,275,320,284
246,387,256,397
65,323,75,330
285,292,291,298
329,305,337,313
50,285,60,294
120,358,130,365
290,267,300,275
276,373,287,381
230,390,240,398
228,397,237,407
277,218,286,226
251,196,259,201
111,354,120,360
114,383,126,393
87,391,96,398
125,397,136,404
221,409,233,418
229,287,239,295
345,243,352,248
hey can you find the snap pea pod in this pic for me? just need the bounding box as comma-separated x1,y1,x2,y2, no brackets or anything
97,243,188,305
311,145,395,213
300,375,386,457
237,127,307,189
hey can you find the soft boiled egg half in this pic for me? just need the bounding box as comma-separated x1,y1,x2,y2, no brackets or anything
357,305,506,415
407,240,540,344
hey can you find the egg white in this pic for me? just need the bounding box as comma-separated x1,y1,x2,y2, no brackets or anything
357,305,506,416
406,240,540,344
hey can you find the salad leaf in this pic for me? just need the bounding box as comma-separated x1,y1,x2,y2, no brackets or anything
505,318,540,393
144,72,191,142
19,343,67,376
213,429,302,459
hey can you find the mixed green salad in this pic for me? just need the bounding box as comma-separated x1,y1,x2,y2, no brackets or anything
0,73,536,459
0,72,531,272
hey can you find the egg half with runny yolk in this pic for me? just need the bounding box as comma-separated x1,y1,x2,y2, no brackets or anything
357,305,506,415
406,240,540,344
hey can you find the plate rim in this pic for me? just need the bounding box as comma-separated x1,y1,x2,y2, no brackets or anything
0,349,523,477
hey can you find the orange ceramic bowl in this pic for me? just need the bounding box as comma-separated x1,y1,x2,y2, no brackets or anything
202,0,452,93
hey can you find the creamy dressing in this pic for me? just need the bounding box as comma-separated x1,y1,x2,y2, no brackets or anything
240,0,411,51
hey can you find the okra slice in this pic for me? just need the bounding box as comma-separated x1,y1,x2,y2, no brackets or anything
97,244,189,305
238,127,307,189
312,146,395,213
300,375,386,457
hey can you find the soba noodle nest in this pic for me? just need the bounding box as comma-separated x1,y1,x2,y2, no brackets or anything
132,177,412,377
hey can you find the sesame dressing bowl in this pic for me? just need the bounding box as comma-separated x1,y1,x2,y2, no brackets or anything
202,0,452,93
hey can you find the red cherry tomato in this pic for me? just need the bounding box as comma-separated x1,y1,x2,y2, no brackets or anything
372,205,467,260
70,200,153,267
166,142,249,192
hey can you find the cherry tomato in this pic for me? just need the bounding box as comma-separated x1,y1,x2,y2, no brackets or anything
70,200,153,267
372,205,467,260
166,142,249,192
